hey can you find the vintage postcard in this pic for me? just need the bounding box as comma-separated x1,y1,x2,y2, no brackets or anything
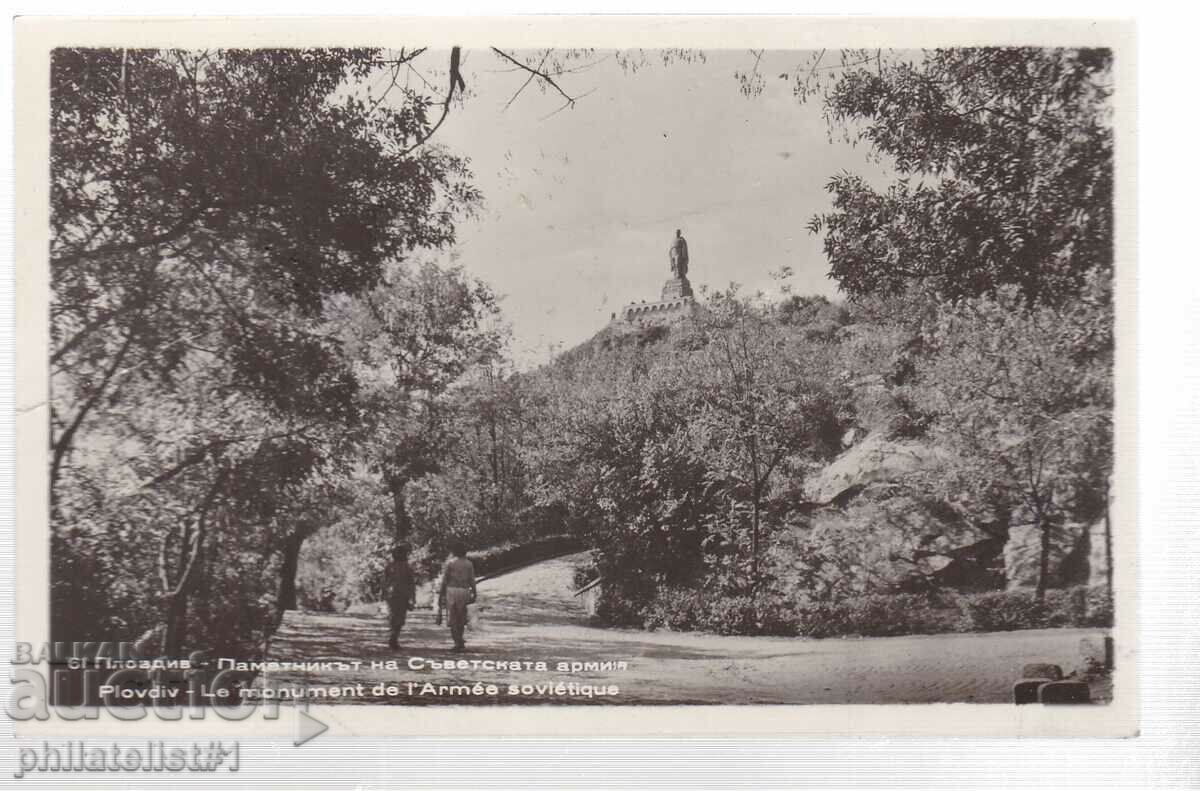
12,16,1136,739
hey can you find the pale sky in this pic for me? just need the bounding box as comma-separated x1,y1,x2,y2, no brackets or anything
420,49,893,367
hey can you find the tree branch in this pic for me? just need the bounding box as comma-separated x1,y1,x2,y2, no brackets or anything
51,202,211,271
398,46,466,157
50,330,135,491
142,423,320,490
490,47,578,110
164,468,229,600
502,50,552,112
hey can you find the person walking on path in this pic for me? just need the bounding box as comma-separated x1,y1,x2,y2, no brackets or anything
437,540,477,653
386,544,417,649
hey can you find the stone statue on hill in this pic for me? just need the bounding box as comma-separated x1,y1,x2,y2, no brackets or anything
669,229,689,279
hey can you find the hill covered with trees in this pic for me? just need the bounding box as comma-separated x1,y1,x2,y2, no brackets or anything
321,45,1117,637
348,268,1112,638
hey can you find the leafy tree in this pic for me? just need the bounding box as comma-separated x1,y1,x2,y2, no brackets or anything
325,260,501,544
801,48,1113,305
49,48,483,655
913,271,1113,600
690,289,846,587
403,354,538,553
50,48,476,490
531,350,712,621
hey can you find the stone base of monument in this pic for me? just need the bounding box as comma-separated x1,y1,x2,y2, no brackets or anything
661,276,694,301
619,298,696,327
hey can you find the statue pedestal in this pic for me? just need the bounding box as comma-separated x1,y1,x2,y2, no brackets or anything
661,276,694,300
618,275,697,327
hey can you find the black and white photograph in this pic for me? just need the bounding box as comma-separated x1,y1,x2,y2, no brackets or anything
32,25,1131,722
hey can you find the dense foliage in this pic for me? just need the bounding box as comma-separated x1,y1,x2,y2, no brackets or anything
642,585,1113,637
50,48,496,657
432,267,1111,634
51,46,1115,657
391,46,1117,633
805,48,1113,306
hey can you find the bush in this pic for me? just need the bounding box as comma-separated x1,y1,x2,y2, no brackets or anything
1083,585,1114,627
637,585,1114,639
955,585,1113,631
642,588,957,638
650,590,799,636
956,589,1047,631
795,594,961,638
1042,587,1086,627
594,586,649,628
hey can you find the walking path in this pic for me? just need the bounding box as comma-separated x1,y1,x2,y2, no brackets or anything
261,552,1107,705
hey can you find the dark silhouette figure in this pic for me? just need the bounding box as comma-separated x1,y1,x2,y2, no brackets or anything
438,540,477,652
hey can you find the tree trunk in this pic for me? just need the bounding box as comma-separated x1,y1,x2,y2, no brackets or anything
51,332,134,498
489,416,500,524
277,532,304,611
391,480,411,542
158,468,226,658
1035,509,1051,603
1104,482,1114,601
750,482,761,588
749,439,761,589
162,590,188,658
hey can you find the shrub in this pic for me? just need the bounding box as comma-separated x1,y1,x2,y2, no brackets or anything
1083,585,1114,627
594,586,648,628
643,588,704,631
643,588,957,638
1041,584,1113,628
956,589,1047,631
639,585,1114,639
799,594,961,638
955,586,1113,631
643,588,799,636
1042,586,1086,627
705,596,769,635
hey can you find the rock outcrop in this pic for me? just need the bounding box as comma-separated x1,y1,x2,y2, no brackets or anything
804,432,949,505
804,432,1111,593
1003,515,1110,591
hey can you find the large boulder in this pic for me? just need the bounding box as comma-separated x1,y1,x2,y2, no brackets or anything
1085,516,1112,590
1003,514,1110,590
1003,521,1085,589
804,432,950,504
793,433,1002,594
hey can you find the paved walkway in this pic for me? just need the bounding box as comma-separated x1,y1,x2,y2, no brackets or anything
261,552,1107,705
